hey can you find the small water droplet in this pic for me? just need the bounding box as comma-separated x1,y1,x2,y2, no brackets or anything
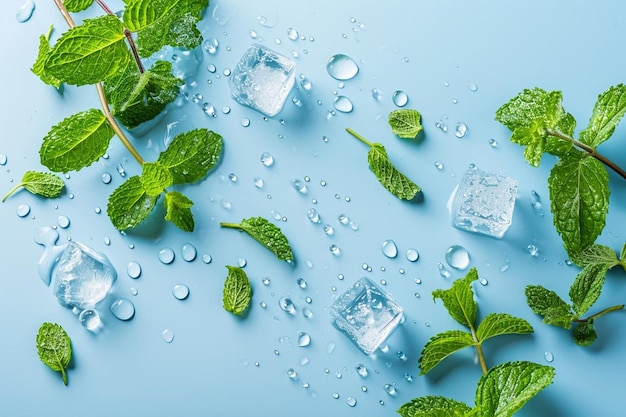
181,242,197,262
527,244,540,257
172,284,190,300
530,190,544,216
467,81,478,92
406,249,419,262
158,247,175,264
544,351,554,363
332,392,340,399
130,287,138,296
202,253,212,264
346,397,357,407
479,277,488,286
333,96,354,113
110,298,135,321
261,152,274,167
330,244,342,256
116,164,126,177
238,258,247,267
392,90,409,107
296,277,307,289
384,383,397,396
287,368,298,380
455,122,468,138
101,172,112,184
500,261,510,273
303,307,313,318
381,239,398,258
202,37,219,54
16,0,35,22
279,296,296,314
349,220,359,231
371,88,383,101
326,54,359,80
291,179,308,194
57,215,70,229
241,118,251,127
298,332,311,347
434,161,444,170
16,204,30,218
127,261,142,279
489,138,498,148
437,262,451,278
445,245,471,269
162,329,175,343
0,154,7,165
397,351,408,361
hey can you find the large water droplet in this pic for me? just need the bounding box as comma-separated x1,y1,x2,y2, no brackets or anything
298,332,311,347
57,215,70,229
181,242,197,262
79,309,101,332
333,96,354,113
127,261,142,279
287,27,299,41
392,90,409,107
445,245,470,269
202,37,219,54
326,54,359,80
279,296,296,314
16,0,35,22
158,248,175,264
110,298,135,321
382,239,398,258
172,284,190,300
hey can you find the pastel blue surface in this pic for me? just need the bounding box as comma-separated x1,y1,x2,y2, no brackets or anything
2,1,626,416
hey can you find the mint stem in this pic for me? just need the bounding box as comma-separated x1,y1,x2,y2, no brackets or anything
576,304,625,322
470,327,488,374
2,183,23,203
545,129,626,181
220,222,242,230
346,128,373,147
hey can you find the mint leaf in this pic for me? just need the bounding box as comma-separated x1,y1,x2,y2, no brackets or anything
107,176,158,230
221,217,294,261
368,143,421,200
525,285,573,328
570,244,619,268
141,161,173,197
164,191,194,232
31,26,62,89
475,361,554,417
569,263,608,317
63,0,94,12
621,243,626,271
388,109,423,139
509,120,545,167
40,109,115,172
573,320,597,346
223,266,252,315
123,0,209,57
36,322,72,386
475,313,533,342
579,84,626,148
104,60,182,129
44,15,129,86
419,330,475,375
432,267,478,327
548,152,610,256
158,128,223,185
398,396,473,417
2,171,65,202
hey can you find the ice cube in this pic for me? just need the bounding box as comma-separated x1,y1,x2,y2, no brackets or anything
329,277,404,355
52,241,117,309
228,44,296,117
449,165,518,238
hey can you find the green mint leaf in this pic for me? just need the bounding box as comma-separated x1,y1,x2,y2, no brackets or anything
63,0,94,12
525,285,573,329
44,15,129,86
158,128,223,185
164,191,194,232
475,313,533,342
475,361,554,417
509,120,545,167
221,217,294,261
40,109,114,172
432,267,478,327
36,322,72,386
141,161,173,197
107,176,158,230
573,320,597,346
123,0,209,57
3,171,65,202
388,109,423,139
397,396,473,417
418,330,475,375
621,243,626,271
570,243,619,268
368,143,421,200
569,263,608,317
223,266,252,315
548,152,610,256
31,26,62,89
579,84,626,148
105,60,182,129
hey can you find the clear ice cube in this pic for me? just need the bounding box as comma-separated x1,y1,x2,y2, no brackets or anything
329,277,404,355
228,44,296,117
52,241,117,309
449,165,518,238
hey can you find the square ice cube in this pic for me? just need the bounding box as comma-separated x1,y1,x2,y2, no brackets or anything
228,44,296,117
450,165,518,238
330,277,404,355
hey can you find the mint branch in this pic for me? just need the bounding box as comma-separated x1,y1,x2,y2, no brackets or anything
345,127,373,146
575,304,625,323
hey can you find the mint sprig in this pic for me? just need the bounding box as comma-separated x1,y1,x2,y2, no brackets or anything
221,217,295,261
2,171,65,202
223,266,253,315
388,109,423,139
36,322,72,386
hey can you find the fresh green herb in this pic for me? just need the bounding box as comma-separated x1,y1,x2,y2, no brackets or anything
164,191,194,232
31,25,61,89
2,171,64,202
345,127,421,200
388,109,423,139
223,266,253,315
36,322,72,386
63,0,94,13
420,268,533,375
220,217,294,261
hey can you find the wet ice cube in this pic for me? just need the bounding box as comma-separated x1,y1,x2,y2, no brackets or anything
52,241,117,309
450,165,518,238
330,277,404,355
228,44,296,117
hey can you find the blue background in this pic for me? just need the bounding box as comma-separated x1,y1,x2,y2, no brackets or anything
1,0,626,416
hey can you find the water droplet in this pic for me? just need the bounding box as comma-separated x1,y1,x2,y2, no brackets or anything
202,102,217,117
467,81,478,92
435,120,448,132
445,245,470,269
500,261,510,273
527,244,540,257
349,221,359,231
397,351,408,361
241,118,251,127
326,54,359,80
455,122,468,138
479,277,488,286
110,298,135,321
489,138,498,148
279,296,296,314
158,247,175,264
323,224,335,235
94,207,101,214
333,96,354,113
127,261,142,279
16,204,30,218
130,287,138,296
162,329,175,343
16,0,35,22
544,351,554,363
371,88,383,101
172,284,190,300
0,154,7,165
434,161,444,170
260,152,274,167
355,363,369,377
287,368,298,380
332,392,340,399
297,277,307,289
384,383,397,396
181,242,197,262
202,253,212,264
286,27,299,41
298,332,311,347
202,37,219,54
299,75,313,91
57,215,70,229
382,239,398,258
530,190,544,216
238,258,247,267
437,262,451,278
329,244,342,256
392,90,409,107
346,397,357,407
291,179,308,194
303,307,313,318
414,278,422,284
306,208,321,224
406,248,419,262
116,164,126,177
101,172,112,184
79,309,102,331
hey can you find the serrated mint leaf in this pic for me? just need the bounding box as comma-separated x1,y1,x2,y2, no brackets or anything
40,109,115,172
107,176,158,230
419,330,475,375
368,143,421,200
105,60,182,129
31,26,62,89
570,244,619,268
221,217,294,261
223,266,252,315
525,285,573,328
164,191,194,232
158,128,223,184
123,0,209,57
579,84,626,148
542,306,575,328
44,15,129,86
573,320,597,346
548,152,610,256
398,396,473,417
621,243,626,271
141,161,173,197
475,361,554,417
63,0,94,12
476,313,533,342
509,120,545,167
569,263,608,317
36,322,72,386
432,267,478,327
3,171,65,202
388,109,423,139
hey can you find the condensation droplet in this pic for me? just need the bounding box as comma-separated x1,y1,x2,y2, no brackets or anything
392,90,409,107
127,261,141,279
326,54,359,80
101,172,112,184
16,0,36,23
16,204,30,218
467,81,478,92
437,262,451,278
406,248,419,262
544,351,554,363
279,296,296,314
241,118,251,127
333,96,354,113
382,239,398,258
329,244,342,256
162,329,175,343
261,152,274,167
455,122,468,138
202,253,212,264
346,397,357,407
434,161,444,170
172,284,190,300
297,332,311,347
110,298,135,321
489,138,498,148
57,215,70,229
445,245,470,269
181,242,197,262
158,247,175,264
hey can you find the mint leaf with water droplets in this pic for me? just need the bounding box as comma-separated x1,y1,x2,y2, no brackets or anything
432,267,478,327
569,262,609,317
573,320,597,346
141,161,173,197
107,176,158,231
389,109,423,139
220,217,294,261
525,285,573,329
2,171,65,202
40,109,115,173
223,266,252,315
63,0,94,12
397,396,473,417
579,84,626,148
475,313,533,342
36,322,72,386
31,26,61,89
164,191,194,232
570,244,619,269
419,330,475,375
